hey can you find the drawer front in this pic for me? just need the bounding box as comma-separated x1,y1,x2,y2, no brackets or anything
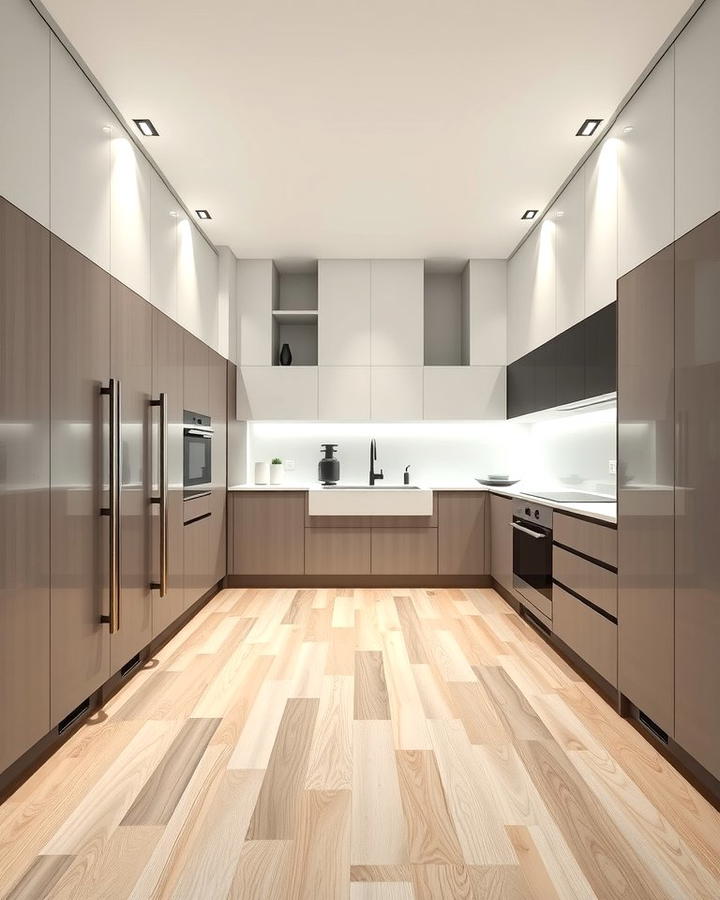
183,493,211,523
553,512,617,567
553,584,617,687
371,528,438,575
553,545,617,617
305,528,371,575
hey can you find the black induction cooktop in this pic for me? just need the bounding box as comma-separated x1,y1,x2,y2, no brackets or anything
521,491,615,503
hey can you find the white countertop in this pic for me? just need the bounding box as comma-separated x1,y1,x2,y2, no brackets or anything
228,482,617,524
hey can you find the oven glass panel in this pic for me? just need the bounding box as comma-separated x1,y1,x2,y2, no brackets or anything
184,433,211,487
512,522,552,603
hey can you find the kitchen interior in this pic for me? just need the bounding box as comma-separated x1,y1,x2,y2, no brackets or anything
2,0,720,897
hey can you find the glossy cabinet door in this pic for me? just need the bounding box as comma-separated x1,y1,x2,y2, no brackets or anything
555,322,585,407
318,260,371,366
0,0,50,228
109,280,152,669
618,245,674,736
584,302,617,399
183,331,209,415
209,350,228,588
675,212,720,780
50,236,111,725
585,139,618,316
0,199,50,771
151,310,185,636
553,173,585,333
490,493,513,594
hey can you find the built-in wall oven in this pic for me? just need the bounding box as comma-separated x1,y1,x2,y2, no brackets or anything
183,410,213,494
512,501,553,627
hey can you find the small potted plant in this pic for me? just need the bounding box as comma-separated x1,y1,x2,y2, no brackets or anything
270,457,284,485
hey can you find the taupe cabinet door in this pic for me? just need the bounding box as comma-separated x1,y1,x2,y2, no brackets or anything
674,212,720,780
183,331,209,415
438,492,487,575
109,280,153,669
617,245,675,736
490,493,513,592
0,199,50,771
50,236,111,724
231,492,305,575
209,350,227,587
151,310,185,636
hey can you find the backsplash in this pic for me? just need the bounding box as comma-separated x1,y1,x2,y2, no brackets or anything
241,406,617,494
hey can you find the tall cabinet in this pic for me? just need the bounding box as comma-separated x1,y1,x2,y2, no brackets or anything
0,199,50,772
674,211,720,781
617,245,675,736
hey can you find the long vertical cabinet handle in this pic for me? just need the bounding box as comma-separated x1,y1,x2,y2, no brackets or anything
101,378,121,633
150,393,168,597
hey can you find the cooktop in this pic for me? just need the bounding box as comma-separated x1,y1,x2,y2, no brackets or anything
521,491,615,503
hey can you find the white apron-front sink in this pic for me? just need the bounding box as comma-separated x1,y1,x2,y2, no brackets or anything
307,486,433,516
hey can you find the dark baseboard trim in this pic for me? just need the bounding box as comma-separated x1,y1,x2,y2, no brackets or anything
492,581,720,809
227,574,492,589
0,580,223,802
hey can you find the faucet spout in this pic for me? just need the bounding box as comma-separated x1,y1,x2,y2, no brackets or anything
369,438,383,486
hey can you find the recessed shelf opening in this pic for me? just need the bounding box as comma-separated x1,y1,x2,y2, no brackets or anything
272,261,318,366
423,261,469,366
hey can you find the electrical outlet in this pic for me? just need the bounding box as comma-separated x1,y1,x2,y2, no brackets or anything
608,459,617,475
285,459,295,471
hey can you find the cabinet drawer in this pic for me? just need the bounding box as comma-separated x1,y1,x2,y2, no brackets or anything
183,492,211,523
553,512,617,567
553,545,617,617
305,528,371,575
371,528,438,575
553,584,617,687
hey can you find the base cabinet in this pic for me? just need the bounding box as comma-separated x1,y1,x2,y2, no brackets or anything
490,493,513,594
371,528,438,575
306,528,371,575
232,492,305,575
438,492,487,575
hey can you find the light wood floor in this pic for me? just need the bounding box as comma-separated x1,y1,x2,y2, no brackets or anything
1,587,720,899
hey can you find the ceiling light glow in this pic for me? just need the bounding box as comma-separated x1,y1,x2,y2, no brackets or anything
623,125,634,134
133,118,159,137
576,118,603,137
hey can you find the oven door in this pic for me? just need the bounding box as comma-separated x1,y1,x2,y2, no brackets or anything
183,428,212,488
512,518,553,619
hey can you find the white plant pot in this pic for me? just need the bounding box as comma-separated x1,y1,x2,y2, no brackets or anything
254,461,270,485
270,463,284,485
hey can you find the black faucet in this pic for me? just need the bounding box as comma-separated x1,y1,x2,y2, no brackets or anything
369,438,384,486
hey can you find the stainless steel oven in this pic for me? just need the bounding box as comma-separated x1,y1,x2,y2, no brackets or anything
512,500,553,624
183,410,213,492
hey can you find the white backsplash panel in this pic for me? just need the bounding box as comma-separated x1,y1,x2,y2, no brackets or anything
242,406,617,494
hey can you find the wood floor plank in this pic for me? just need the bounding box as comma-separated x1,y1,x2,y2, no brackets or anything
412,663,457,719
476,666,554,742
326,625,356,676
228,840,292,900
291,641,330,698
305,675,354,790
467,864,534,900
351,721,408,866
395,749,464,865
350,865,413,882
505,824,563,900
246,697,320,839
354,650,390,720
227,679,291,769
121,717,220,825
383,630,431,750
350,883,414,899
332,596,356,628
427,719,516,866
411,863,475,900
448,680,510,747
288,789,351,900
430,629,478,682
5,855,74,900
394,596,430,664
209,652,275,750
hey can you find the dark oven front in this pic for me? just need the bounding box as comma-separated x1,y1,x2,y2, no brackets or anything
512,501,553,620
183,410,213,490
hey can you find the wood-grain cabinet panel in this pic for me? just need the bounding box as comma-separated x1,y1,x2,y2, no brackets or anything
231,492,305,575
553,546,617,617
490,493,513,593
371,528,438,576
553,513,617,567
553,584,617,687
305,528,371,575
438,492,487,575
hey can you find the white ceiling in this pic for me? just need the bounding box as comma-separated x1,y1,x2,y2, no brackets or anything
42,0,692,261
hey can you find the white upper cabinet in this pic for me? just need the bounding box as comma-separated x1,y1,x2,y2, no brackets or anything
237,260,275,365
507,221,556,362
463,260,507,365
110,121,150,298
319,367,371,420
238,366,318,420
675,0,720,239
0,0,50,227
372,367,423,421
177,212,219,350
616,48,674,276
424,367,505,420
553,174,585,333
584,138,618,315
50,36,111,271
150,171,178,320
507,234,534,363
370,260,423,366
318,260,371,366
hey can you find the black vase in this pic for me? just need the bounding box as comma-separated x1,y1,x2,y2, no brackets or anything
279,343,292,366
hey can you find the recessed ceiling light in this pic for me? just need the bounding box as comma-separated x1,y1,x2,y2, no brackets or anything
521,209,538,220
576,118,603,137
133,118,159,137
195,209,212,220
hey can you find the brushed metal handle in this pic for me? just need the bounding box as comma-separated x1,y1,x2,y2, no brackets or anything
510,521,546,539
101,378,121,632
151,393,168,597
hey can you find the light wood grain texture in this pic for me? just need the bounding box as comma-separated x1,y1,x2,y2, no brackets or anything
3,585,720,898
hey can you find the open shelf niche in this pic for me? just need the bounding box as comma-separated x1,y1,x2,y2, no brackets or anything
272,261,318,366
423,260,470,365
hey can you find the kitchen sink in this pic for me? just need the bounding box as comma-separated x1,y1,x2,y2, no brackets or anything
308,485,433,516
